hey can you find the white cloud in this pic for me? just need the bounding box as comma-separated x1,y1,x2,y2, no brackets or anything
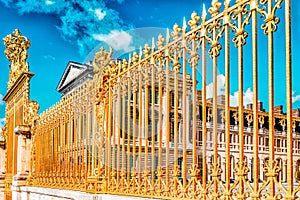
94,8,106,20
0,118,5,129
206,74,225,99
93,30,134,52
43,54,56,60
292,91,300,103
45,0,54,5
206,74,253,107
230,88,253,107
0,94,4,106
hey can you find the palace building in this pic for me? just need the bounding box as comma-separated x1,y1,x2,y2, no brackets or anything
0,0,296,197
33,59,300,186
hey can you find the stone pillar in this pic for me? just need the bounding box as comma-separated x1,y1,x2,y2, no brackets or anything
12,125,31,200
248,158,252,181
162,89,167,146
178,122,182,146
221,156,226,182
0,138,6,200
186,93,192,149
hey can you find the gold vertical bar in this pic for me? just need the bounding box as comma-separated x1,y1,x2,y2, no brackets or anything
158,59,163,169
165,45,170,186
60,116,63,181
74,117,78,186
285,0,293,195
138,66,143,183
99,97,105,176
60,112,65,182
92,93,96,181
68,114,71,185
77,101,81,185
237,5,245,195
86,92,90,185
122,83,126,174
117,83,122,183
237,6,244,164
151,60,156,186
267,0,275,196
174,57,179,171
127,74,131,183
212,23,218,168
112,88,116,178
192,39,197,165
133,85,137,177
252,0,259,196
201,25,207,187
70,112,73,185
145,81,149,173
224,6,231,192
182,33,187,189
104,96,109,191
88,90,92,180
107,87,113,187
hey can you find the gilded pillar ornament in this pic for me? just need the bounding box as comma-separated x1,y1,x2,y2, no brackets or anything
93,46,113,124
3,29,31,89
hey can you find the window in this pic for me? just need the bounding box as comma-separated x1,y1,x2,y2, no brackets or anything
277,139,281,147
265,138,269,147
149,88,159,104
178,157,183,179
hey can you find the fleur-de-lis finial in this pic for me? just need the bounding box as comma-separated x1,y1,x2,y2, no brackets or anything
171,23,181,40
188,11,201,30
151,37,155,53
139,46,143,60
118,60,121,74
121,58,128,71
208,0,222,16
156,34,165,50
132,51,139,64
166,28,170,43
128,53,131,66
203,4,207,19
143,43,151,57
250,0,257,10
225,0,231,6
182,17,187,33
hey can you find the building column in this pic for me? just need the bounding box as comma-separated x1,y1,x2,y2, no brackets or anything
0,138,6,200
186,92,192,149
221,156,226,182
178,122,182,147
162,89,167,146
283,159,287,183
12,125,31,200
248,157,252,181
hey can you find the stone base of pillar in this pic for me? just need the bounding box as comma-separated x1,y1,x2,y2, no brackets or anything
13,174,28,181
0,177,4,200
12,174,28,200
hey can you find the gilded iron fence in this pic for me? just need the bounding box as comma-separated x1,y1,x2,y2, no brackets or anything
33,0,300,199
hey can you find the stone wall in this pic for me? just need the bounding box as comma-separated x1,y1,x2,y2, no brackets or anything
11,187,157,200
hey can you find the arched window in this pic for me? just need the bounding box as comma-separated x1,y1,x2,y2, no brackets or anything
276,158,283,182
263,157,269,180
230,156,235,182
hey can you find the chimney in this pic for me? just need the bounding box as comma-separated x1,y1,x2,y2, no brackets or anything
197,90,202,102
258,102,264,111
247,103,253,110
274,105,283,114
217,95,225,105
293,109,300,117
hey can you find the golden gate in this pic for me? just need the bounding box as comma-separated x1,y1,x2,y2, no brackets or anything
1,0,297,199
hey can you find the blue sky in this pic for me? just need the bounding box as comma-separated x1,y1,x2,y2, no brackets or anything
0,0,299,127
